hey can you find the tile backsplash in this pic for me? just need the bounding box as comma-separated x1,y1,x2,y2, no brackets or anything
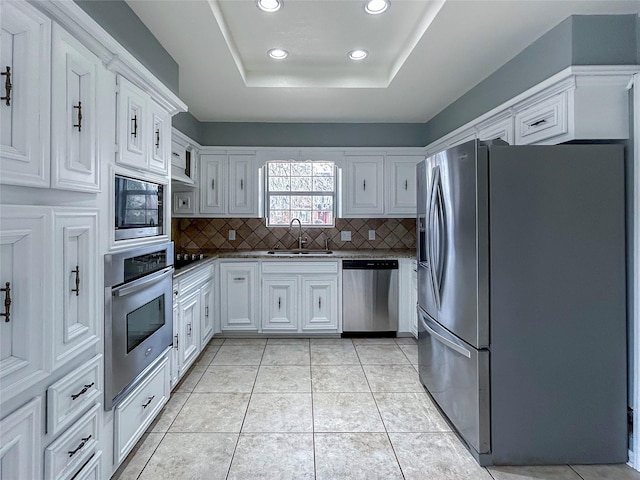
172,218,416,253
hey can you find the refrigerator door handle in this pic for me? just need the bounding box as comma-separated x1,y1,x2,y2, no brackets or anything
428,167,443,309
423,315,471,359
417,214,428,268
434,180,447,289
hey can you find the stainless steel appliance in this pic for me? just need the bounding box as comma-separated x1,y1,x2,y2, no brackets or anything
342,260,398,334
104,242,174,409
114,175,164,241
417,140,627,465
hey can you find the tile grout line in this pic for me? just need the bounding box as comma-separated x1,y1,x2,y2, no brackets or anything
309,340,318,480
355,341,407,480
224,341,267,480
569,464,587,479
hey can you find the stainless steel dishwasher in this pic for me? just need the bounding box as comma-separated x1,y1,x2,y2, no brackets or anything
342,259,399,334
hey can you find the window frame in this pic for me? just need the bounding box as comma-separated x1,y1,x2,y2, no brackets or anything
264,160,337,228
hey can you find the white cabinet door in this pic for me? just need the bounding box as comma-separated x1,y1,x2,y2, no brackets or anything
0,206,51,401
262,276,298,332
344,155,384,216
51,25,100,192
220,262,258,331
199,154,226,214
477,116,514,144
0,397,42,480
178,288,201,377
301,277,338,331
386,156,422,216
0,2,51,188
200,279,214,349
411,264,418,339
149,100,170,175
228,154,257,216
52,210,99,370
170,302,179,389
116,75,148,170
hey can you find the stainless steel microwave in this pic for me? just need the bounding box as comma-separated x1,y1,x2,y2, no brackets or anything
114,175,164,241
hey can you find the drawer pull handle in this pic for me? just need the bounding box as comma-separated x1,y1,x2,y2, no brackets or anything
71,382,95,400
1,282,11,322
187,323,192,337
404,179,408,190
68,435,91,457
155,128,160,148
71,266,80,296
1,66,11,106
73,101,82,132
530,119,547,127
278,297,281,310
318,297,321,309
211,179,215,190
240,178,243,190
233,277,245,281
142,395,155,409
363,179,366,191
131,114,138,138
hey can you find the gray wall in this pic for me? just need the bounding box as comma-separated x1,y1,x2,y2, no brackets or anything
172,112,202,144
74,0,179,94
423,15,639,145
197,122,428,148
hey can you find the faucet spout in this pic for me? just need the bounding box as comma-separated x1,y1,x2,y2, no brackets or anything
289,218,306,249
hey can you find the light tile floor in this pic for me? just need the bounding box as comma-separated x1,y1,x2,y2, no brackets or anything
113,337,640,480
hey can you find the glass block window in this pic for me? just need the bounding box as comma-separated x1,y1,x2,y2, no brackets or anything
266,161,336,227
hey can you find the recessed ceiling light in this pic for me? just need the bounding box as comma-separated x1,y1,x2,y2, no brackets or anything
364,0,389,15
268,48,289,60
256,0,282,13
348,49,368,61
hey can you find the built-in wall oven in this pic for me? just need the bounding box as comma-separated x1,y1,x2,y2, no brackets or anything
114,175,164,241
104,242,174,410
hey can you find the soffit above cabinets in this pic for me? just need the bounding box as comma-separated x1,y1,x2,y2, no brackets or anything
126,0,640,123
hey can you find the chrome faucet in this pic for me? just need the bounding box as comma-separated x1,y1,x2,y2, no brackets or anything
289,218,307,250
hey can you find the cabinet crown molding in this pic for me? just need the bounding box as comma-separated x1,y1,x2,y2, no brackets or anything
29,0,187,115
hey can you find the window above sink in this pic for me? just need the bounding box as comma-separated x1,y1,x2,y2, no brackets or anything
266,160,336,227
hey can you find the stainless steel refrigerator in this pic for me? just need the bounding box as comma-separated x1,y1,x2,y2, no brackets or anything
417,139,627,466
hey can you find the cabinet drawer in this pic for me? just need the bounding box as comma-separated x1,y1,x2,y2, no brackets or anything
114,354,170,463
71,451,101,480
515,92,567,144
47,355,101,437
262,261,339,275
44,404,100,480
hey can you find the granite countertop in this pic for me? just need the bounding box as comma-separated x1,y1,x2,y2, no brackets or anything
173,249,416,279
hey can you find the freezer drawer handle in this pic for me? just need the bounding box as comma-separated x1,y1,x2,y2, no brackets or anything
424,321,471,358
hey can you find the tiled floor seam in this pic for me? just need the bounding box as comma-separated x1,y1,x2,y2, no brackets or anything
569,464,587,479
224,342,267,479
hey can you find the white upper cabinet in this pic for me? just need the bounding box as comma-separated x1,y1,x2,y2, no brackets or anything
386,155,422,216
199,153,226,215
149,100,170,175
116,75,171,176
343,155,384,217
51,25,101,192
228,154,258,216
116,75,148,170
477,115,514,144
0,1,51,188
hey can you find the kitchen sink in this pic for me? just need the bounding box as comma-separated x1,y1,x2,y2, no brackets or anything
267,250,334,255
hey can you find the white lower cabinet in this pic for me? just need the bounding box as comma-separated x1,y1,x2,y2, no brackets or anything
46,355,102,437
44,403,100,480
177,288,201,377
261,261,340,334
301,277,338,331
411,263,418,339
171,263,214,386
262,276,298,332
114,352,170,464
0,397,42,480
200,279,214,349
220,262,259,332
71,450,101,480
398,258,417,338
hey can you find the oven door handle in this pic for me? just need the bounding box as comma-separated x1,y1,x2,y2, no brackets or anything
113,267,174,298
